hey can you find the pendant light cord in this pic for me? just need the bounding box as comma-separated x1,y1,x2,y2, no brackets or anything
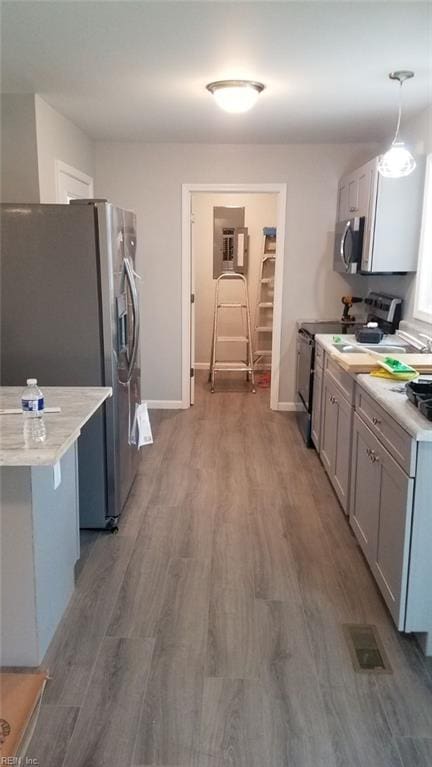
392,81,403,145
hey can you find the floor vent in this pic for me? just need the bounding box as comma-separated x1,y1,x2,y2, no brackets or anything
343,624,393,674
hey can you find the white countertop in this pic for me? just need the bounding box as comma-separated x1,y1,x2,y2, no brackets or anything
315,334,432,442
0,387,112,466
315,332,411,357
356,375,432,442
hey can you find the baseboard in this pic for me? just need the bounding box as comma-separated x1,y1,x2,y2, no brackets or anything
145,398,300,412
145,400,183,409
277,401,303,412
194,362,210,370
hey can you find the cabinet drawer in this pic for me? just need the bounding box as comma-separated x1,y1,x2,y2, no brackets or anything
355,387,416,476
315,343,324,369
325,357,355,404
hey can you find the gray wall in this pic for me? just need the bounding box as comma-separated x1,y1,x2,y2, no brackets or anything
35,95,94,202
95,141,377,404
1,94,40,202
1,94,94,204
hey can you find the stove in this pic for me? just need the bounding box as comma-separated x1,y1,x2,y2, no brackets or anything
299,320,363,338
295,292,403,447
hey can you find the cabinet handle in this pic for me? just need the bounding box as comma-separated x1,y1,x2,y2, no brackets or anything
372,416,381,426
366,447,380,463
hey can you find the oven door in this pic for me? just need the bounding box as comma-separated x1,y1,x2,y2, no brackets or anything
296,331,314,411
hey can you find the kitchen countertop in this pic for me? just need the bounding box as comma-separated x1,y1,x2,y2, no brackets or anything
356,374,432,442
0,387,112,466
315,335,432,441
315,333,432,374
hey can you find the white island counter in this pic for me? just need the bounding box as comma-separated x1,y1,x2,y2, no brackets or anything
0,387,111,667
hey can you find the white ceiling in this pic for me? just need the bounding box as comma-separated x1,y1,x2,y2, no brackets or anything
1,1,431,143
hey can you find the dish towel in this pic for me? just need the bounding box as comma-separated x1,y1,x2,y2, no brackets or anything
130,402,153,447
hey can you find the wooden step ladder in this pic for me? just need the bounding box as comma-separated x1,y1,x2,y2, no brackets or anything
254,228,276,370
209,273,256,393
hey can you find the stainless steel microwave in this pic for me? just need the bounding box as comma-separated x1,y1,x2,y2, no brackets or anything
333,216,365,274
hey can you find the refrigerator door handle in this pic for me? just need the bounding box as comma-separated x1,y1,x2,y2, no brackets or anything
123,257,140,383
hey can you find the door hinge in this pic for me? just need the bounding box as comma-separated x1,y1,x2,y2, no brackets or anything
190,367,195,378
191,293,195,303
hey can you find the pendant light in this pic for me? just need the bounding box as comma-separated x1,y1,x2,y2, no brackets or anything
206,80,265,113
378,71,416,178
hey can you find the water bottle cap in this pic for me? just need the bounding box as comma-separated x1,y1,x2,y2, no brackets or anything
26,378,37,385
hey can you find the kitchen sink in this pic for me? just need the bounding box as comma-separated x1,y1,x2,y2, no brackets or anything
332,343,418,355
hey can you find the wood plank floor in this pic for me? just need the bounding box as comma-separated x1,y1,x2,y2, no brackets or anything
25,371,432,767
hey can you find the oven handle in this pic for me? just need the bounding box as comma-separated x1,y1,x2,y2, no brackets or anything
297,330,314,345
296,333,314,412
340,221,351,270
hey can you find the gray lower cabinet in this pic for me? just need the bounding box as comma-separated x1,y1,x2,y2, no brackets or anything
320,370,353,513
350,413,414,628
321,374,337,472
0,443,80,666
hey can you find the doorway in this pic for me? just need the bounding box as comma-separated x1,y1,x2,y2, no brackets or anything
55,160,94,203
181,183,287,409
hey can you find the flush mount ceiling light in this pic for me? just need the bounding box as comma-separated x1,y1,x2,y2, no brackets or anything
378,71,416,178
206,80,265,113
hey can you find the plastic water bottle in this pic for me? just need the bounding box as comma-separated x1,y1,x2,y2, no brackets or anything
22,378,47,443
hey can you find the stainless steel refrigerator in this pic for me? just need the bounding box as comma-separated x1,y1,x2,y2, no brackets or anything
1,200,141,529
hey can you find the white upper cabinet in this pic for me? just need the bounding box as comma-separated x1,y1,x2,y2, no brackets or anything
348,176,359,215
337,159,377,221
357,160,376,219
337,169,367,220
336,155,425,273
337,179,349,222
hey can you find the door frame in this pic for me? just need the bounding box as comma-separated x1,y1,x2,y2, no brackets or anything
55,159,94,203
181,182,287,410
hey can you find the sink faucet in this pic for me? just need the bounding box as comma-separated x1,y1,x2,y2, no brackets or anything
397,329,428,352
419,333,432,353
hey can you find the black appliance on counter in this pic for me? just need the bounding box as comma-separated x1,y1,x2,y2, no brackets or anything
295,292,403,447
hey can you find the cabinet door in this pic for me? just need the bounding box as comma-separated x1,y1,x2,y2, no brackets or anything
350,415,414,629
373,447,414,628
337,179,349,221
350,415,381,563
311,364,323,450
320,376,337,476
361,158,380,271
333,391,353,513
347,174,359,215
357,160,377,218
